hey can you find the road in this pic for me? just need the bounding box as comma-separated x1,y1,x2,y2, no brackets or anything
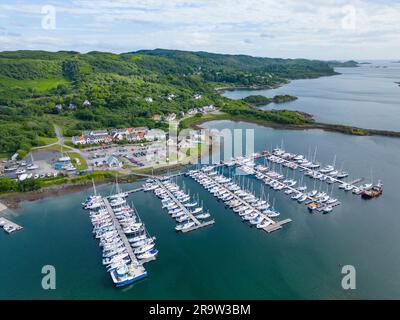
31,125,85,157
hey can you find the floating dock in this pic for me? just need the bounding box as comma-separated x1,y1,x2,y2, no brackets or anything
0,217,23,234
125,187,144,195
103,198,139,263
264,219,292,233
154,179,216,232
189,169,291,233
246,165,341,210
262,152,363,190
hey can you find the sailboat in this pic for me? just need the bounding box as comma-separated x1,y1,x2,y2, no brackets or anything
109,175,128,199
27,154,39,170
58,145,71,162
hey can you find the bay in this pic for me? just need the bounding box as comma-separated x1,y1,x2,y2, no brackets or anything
222,61,400,131
1,120,400,299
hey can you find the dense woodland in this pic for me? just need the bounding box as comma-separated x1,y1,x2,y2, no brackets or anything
0,49,338,157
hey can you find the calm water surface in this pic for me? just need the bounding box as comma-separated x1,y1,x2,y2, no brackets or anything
1,120,399,299
223,61,400,131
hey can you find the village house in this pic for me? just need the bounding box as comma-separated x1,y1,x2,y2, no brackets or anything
145,97,153,103
201,104,215,113
166,93,176,101
152,114,162,121
193,93,202,100
54,104,63,111
145,129,166,141
187,108,199,115
72,130,112,145
164,113,176,122
83,100,91,107
71,135,86,145
68,103,77,110
72,126,152,146
91,156,122,168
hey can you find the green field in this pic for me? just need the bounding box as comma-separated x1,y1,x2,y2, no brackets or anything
0,76,68,91
36,136,58,146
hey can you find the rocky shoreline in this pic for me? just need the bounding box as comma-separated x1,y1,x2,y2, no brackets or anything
188,113,400,138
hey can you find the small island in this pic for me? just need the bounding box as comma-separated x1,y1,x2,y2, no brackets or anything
242,94,298,106
328,60,359,68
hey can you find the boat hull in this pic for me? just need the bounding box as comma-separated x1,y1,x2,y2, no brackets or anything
112,271,148,287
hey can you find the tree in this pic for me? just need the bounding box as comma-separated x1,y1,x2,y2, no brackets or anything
62,60,80,81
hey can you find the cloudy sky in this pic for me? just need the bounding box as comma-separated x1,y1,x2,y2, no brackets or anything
0,0,399,60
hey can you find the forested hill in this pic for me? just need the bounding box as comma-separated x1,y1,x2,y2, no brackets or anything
0,49,337,157
133,49,338,82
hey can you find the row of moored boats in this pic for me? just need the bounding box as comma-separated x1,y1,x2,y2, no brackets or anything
186,167,280,229
143,179,211,231
82,190,158,287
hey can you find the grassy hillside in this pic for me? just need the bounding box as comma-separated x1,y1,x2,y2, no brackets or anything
0,49,338,157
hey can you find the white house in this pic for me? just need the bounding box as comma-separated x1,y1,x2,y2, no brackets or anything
145,129,166,141
164,113,176,122
201,104,215,113
83,100,91,107
91,156,122,168
187,108,199,115
167,93,176,101
72,135,86,145
193,93,202,100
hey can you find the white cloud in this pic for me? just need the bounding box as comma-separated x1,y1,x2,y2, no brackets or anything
0,0,399,59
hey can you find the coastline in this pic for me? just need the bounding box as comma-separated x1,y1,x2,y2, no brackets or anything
215,82,286,94
0,163,188,209
187,113,400,138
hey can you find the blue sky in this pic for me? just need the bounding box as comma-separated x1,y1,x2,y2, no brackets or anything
0,0,399,60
